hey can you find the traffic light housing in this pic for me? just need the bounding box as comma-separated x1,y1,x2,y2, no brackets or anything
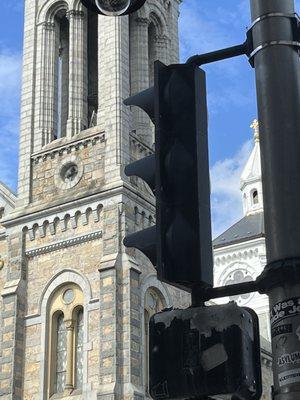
149,303,262,400
123,61,213,291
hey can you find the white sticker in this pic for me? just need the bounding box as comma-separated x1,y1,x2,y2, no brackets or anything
200,343,228,372
279,368,300,387
278,352,300,366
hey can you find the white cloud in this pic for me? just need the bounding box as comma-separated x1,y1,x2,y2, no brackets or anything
0,51,22,115
179,0,249,62
0,49,22,191
179,1,254,116
210,140,252,238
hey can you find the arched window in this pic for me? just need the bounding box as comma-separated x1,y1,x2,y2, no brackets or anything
55,11,70,139
144,288,165,393
48,284,84,397
252,190,259,205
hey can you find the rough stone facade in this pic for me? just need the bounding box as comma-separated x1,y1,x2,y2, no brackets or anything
0,0,272,399
0,1,187,399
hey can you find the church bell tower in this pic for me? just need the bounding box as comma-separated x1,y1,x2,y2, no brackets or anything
0,1,186,399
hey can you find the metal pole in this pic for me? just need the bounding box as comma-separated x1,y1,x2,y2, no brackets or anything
250,1,300,399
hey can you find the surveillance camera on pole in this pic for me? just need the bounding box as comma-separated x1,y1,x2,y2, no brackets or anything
81,0,146,16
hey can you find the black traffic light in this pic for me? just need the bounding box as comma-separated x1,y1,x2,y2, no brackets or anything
123,61,213,290
149,303,262,400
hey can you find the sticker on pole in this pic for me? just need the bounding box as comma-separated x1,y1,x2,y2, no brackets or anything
278,368,300,387
270,297,300,326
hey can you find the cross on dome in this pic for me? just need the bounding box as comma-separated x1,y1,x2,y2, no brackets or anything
250,119,260,143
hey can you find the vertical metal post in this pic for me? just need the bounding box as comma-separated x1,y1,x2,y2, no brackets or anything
250,1,300,399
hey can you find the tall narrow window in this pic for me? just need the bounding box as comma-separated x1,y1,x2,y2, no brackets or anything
87,10,98,127
144,309,150,393
148,22,156,86
75,308,84,389
253,190,259,205
55,13,69,139
55,313,67,393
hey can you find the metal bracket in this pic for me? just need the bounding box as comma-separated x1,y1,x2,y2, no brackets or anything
186,13,300,69
192,257,300,305
249,40,300,61
249,12,299,29
247,12,300,67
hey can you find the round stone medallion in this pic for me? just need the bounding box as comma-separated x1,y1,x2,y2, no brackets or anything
62,288,75,304
222,263,255,305
55,155,84,190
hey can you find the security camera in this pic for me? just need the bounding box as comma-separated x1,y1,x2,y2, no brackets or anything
81,0,146,16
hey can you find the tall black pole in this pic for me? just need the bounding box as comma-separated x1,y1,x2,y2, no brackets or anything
250,0,300,398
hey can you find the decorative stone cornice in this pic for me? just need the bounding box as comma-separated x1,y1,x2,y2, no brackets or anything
129,132,153,157
155,34,170,44
26,230,102,258
24,203,102,242
214,248,260,267
42,22,55,31
67,10,85,19
31,131,105,165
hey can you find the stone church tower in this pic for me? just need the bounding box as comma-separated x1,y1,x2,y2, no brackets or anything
0,1,188,399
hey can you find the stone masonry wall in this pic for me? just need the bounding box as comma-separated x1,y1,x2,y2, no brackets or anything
31,129,106,205
0,235,8,362
22,202,105,399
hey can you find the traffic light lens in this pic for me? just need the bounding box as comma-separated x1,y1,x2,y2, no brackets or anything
95,0,130,15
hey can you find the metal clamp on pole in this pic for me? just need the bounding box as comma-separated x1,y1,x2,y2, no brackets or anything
246,12,300,66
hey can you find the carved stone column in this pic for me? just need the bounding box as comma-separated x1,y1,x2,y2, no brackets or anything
155,34,169,65
64,319,74,391
34,22,57,151
129,16,153,147
67,10,88,137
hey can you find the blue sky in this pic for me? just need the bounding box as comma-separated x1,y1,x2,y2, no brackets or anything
0,0,299,237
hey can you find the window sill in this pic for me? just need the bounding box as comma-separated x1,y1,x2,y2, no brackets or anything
50,389,83,399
